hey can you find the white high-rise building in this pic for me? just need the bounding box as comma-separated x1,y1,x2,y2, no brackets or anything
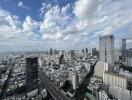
68,68,78,90
99,35,114,65
38,58,43,67
72,73,77,90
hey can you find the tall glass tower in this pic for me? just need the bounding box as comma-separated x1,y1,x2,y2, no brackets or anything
99,35,114,65
26,57,38,92
122,39,126,62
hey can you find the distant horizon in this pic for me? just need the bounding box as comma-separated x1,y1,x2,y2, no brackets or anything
0,47,132,54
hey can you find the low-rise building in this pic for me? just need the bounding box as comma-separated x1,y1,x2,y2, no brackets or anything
99,90,109,100
103,71,128,89
109,85,132,100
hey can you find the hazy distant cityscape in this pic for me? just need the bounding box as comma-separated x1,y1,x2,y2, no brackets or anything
0,0,132,100
0,35,131,100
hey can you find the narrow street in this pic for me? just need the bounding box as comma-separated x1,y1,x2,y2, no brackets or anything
0,61,15,100
75,61,97,100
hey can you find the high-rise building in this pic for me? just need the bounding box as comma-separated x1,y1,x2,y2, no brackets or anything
126,48,132,67
114,49,121,62
54,49,58,55
92,48,99,57
82,49,84,54
122,39,126,62
70,50,75,60
50,48,53,55
26,57,38,93
59,54,64,65
38,58,43,67
85,48,88,54
59,50,67,58
68,68,79,90
84,48,88,57
99,35,114,65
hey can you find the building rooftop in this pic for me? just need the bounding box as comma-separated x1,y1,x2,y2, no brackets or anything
104,71,127,79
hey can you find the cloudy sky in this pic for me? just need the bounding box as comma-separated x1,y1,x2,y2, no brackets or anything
0,0,132,52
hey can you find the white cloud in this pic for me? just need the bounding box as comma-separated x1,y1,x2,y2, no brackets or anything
40,4,73,40
38,0,132,49
0,9,20,38
0,9,39,41
0,0,132,51
125,25,132,40
74,0,100,19
23,16,39,32
18,2,23,7
18,2,29,9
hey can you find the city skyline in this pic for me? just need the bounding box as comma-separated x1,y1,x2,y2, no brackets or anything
0,0,132,100
0,0,132,52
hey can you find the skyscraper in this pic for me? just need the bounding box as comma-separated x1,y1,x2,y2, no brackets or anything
82,49,84,54
99,35,114,65
26,57,38,93
59,54,64,65
68,68,79,90
122,39,126,62
50,48,53,55
92,48,99,57
85,48,88,54
126,48,132,67
70,50,75,60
